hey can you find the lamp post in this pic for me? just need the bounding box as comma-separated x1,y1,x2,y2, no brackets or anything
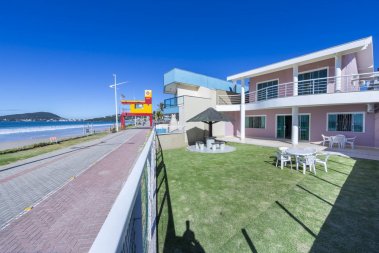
109,74,127,132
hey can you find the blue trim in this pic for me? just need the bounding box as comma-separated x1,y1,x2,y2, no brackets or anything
163,106,179,114
164,68,241,94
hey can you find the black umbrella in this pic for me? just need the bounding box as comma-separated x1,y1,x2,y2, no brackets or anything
186,107,230,137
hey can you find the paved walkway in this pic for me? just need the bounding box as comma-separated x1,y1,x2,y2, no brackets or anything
0,128,149,252
220,136,379,161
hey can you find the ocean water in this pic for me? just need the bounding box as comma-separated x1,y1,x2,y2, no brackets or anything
0,121,117,143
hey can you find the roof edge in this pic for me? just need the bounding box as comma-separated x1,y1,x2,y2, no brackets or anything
227,36,373,81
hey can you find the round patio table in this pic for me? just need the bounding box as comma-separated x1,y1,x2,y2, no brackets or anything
285,147,317,156
285,147,317,170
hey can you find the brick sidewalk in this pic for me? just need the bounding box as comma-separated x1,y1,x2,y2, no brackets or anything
0,129,149,253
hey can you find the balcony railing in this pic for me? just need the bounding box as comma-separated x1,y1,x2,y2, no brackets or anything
217,72,379,105
163,96,184,108
90,130,157,253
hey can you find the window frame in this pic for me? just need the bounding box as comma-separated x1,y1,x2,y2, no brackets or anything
326,112,365,133
245,115,267,129
298,67,329,95
256,79,279,101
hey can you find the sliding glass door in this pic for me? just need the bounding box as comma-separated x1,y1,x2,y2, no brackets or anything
276,115,310,141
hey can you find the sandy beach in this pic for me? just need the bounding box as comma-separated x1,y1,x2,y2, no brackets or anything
0,131,108,152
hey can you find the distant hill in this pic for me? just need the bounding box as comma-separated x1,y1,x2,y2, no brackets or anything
85,115,116,122
0,112,63,121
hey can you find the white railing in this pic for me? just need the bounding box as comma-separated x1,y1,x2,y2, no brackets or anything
217,72,379,105
90,130,157,253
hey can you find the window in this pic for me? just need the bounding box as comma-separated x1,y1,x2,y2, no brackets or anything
246,116,266,129
327,113,364,132
298,69,327,95
135,104,143,109
257,80,278,101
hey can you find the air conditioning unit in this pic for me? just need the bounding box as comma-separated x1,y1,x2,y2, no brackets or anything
367,103,375,113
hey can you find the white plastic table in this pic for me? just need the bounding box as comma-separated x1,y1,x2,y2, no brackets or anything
286,148,316,156
285,148,317,170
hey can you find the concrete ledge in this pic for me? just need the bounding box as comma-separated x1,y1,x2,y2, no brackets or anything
157,133,186,150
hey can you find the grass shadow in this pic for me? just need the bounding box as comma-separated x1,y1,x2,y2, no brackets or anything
156,135,205,253
309,158,379,252
241,229,258,253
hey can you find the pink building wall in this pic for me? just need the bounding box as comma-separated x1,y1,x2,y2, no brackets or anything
375,112,379,147
299,105,375,147
248,55,360,96
249,68,293,92
225,104,376,147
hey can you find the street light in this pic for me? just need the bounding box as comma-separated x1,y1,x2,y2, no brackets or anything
109,74,127,132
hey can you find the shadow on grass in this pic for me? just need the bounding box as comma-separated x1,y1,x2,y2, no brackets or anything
276,201,317,238
309,158,379,252
241,229,258,253
156,136,205,253
296,184,333,206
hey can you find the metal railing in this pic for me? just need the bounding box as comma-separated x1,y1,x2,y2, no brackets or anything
155,124,185,135
90,130,157,253
217,72,379,105
163,96,184,108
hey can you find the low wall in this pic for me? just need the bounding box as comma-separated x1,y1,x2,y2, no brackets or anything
157,133,186,150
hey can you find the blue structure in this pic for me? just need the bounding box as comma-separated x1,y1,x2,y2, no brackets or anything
163,68,242,115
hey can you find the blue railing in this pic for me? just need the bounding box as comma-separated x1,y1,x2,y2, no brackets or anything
163,96,184,108
164,68,240,93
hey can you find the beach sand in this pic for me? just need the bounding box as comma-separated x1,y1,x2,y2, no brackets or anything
0,138,51,151
0,132,107,152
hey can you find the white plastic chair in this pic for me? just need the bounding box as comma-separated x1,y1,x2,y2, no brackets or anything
330,135,346,149
276,150,292,170
278,147,289,152
321,134,331,146
345,136,356,149
315,153,330,172
298,155,316,175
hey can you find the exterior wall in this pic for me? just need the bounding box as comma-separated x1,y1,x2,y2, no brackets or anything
177,85,212,98
157,133,186,150
298,58,336,76
355,42,374,73
224,111,240,137
299,105,375,147
249,68,293,93
226,104,376,147
375,111,379,148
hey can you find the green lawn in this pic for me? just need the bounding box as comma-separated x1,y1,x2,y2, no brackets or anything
0,132,108,166
156,142,379,253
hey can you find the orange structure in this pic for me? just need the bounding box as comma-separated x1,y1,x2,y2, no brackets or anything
120,90,153,128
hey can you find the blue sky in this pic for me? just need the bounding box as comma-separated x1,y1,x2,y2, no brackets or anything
0,0,378,118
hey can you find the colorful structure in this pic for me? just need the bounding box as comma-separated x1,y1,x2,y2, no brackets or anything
120,90,153,128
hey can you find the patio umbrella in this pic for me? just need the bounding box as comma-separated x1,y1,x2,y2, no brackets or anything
186,107,230,137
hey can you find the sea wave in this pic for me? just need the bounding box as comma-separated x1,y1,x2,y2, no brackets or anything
0,123,113,135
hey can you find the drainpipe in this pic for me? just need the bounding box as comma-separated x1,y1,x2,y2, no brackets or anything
240,79,246,142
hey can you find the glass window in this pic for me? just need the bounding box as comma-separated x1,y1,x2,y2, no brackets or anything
245,116,266,129
257,80,278,101
353,113,363,132
298,69,327,95
327,113,364,132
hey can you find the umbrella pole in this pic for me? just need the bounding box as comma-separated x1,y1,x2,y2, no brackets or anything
209,122,213,137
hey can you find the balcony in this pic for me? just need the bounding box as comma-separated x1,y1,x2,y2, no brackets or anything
217,72,379,109
163,96,184,114
164,68,238,94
